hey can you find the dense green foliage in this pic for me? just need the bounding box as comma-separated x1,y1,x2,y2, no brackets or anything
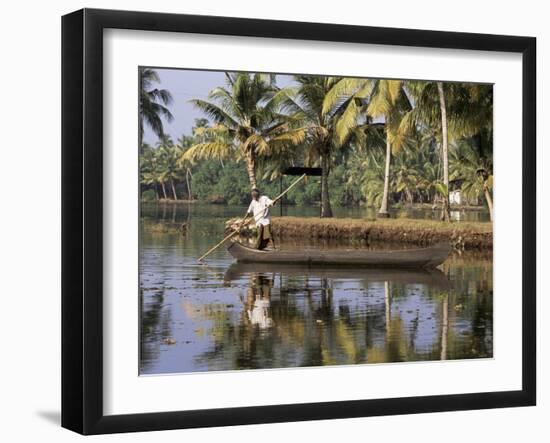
139,70,493,220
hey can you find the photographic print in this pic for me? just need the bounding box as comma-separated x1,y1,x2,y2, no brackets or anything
138,68,493,375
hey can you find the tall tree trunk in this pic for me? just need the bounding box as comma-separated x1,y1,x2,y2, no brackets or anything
138,117,143,154
378,130,391,217
170,179,178,200
245,149,257,189
484,185,493,222
437,81,451,222
161,182,167,200
406,189,413,205
154,184,160,200
320,150,333,218
185,168,192,201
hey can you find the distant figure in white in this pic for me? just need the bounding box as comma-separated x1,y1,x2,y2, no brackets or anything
247,188,275,250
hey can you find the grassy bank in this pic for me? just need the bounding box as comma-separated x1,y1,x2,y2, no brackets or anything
270,216,492,251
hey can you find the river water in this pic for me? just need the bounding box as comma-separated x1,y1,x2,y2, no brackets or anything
139,203,493,375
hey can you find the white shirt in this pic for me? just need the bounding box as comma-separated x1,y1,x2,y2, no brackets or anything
247,195,273,226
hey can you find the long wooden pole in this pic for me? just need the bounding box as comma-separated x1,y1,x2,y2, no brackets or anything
197,173,306,262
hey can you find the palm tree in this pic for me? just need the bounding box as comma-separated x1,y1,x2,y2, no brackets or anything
156,135,182,200
176,135,194,200
323,78,411,217
140,142,159,200
437,82,451,221
280,75,372,217
394,81,449,217
360,152,385,208
184,73,306,189
397,81,492,221
450,138,493,221
140,142,164,200
367,80,412,217
393,155,424,205
139,68,174,147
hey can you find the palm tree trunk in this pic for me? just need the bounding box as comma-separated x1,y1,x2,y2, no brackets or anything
161,182,167,200
170,179,178,200
320,150,333,218
406,189,413,205
138,118,143,154
378,131,391,217
245,149,257,189
484,185,493,222
437,82,451,222
185,169,192,200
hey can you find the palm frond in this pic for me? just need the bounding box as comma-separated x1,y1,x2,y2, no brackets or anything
183,142,234,163
189,99,239,128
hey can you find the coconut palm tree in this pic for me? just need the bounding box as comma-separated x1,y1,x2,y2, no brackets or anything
176,135,194,200
360,152,385,208
367,80,412,217
140,142,159,200
279,75,375,217
437,82,451,221
156,135,183,200
184,73,306,189
140,142,165,200
450,138,493,221
392,81,450,218
280,75,337,217
396,81,493,221
139,68,174,147
323,78,411,217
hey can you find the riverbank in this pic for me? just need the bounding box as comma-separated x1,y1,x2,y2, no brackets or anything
269,216,492,251
393,202,489,212
141,199,197,204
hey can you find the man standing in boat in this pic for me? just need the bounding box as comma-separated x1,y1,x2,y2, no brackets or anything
247,188,275,250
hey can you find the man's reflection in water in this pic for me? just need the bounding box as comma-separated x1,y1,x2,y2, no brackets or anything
245,274,273,329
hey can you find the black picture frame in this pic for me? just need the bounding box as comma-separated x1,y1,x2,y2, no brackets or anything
61,8,536,435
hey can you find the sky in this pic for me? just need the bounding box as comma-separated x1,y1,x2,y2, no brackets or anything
142,68,295,145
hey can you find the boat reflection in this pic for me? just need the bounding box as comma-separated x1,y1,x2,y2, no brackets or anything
224,262,451,290
226,263,451,342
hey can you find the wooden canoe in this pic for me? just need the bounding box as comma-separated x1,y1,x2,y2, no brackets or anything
227,241,451,269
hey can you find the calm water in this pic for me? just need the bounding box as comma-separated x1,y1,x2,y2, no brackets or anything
139,203,493,375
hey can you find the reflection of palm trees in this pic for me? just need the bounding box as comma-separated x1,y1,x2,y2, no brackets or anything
385,281,391,337
193,271,372,369
440,293,449,360
139,287,173,373
183,262,491,371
